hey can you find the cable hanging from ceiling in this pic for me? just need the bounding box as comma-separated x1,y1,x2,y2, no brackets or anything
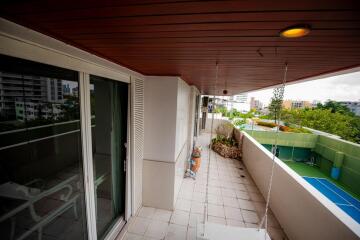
258,62,288,238
200,60,288,240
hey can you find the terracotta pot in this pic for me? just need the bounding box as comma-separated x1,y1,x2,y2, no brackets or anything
191,157,201,172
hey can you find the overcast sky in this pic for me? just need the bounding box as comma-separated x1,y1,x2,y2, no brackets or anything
247,71,360,105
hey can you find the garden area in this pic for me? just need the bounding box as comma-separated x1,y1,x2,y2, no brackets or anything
213,100,360,143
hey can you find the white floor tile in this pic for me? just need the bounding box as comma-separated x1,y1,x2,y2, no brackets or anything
193,184,206,193
224,206,243,221
233,183,247,191
192,192,206,203
128,217,151,235
170,211,189,226
245,222,258,228
153,209,172,222
165,224,187,240
236,190,250,200
207,204,225,218
190,201,205,214
187,227,197,240
207,194,223,205
207,216,226,225
223,197,239,208
188,213,204,228
175,199,192,212
138,207,156,219
238,199,256,211
226,219,245,227
208,187,221,195
221,188,237,198
178,191,193,200
123,233,144,240
145,220,169,239
242,210,259,224
245,184,260,193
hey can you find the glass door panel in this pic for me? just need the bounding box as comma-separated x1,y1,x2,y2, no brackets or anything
89,75,127,239
0,54,88,240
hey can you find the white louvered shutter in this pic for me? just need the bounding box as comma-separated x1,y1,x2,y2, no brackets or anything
131,77,144,215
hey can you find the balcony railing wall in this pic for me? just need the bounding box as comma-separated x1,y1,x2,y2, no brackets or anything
241,131,359,240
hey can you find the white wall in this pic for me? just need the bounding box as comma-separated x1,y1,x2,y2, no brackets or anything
143,76,195,210
144,76,178,162
241,132,360,240
175,79,191,159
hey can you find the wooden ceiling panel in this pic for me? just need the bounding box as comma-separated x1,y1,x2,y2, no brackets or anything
1,0,360,94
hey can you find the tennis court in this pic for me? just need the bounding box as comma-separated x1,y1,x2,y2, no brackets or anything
303,177,360,224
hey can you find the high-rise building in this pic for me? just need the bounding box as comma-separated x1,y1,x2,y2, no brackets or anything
229,93,248,103
282,100,311,109
250,97,263,110
0,72,64,121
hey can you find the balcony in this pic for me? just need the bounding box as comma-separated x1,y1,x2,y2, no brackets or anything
123,133,287,240
1,1,360,239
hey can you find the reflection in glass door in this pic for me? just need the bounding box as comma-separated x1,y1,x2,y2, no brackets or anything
89,76,128,239
0,55,88,240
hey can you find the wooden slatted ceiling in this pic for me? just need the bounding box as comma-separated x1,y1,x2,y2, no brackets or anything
1,0,360,95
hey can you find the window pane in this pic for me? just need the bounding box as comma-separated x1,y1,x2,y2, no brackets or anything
0,55,87,240
90,75,127,239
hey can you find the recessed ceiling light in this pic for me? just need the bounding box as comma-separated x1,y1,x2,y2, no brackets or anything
280,24,311,38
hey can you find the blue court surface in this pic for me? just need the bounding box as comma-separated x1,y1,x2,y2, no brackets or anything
303,177,360,224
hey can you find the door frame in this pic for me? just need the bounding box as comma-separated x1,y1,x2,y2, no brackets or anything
80,74,131,240
0,19,135,240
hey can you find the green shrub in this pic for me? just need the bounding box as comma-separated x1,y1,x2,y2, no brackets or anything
211,135,237,147
257,121,277,128
233,119,246,127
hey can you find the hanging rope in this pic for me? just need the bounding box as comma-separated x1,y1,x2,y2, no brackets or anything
202,61,219,237
258,62,288,236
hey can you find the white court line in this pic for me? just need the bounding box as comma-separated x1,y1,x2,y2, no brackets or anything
317,178,360,205
314,178,360,213
337,203,353,206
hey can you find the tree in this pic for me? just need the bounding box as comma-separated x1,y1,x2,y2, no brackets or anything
214,106,227,116
301,109,359,143
279,107,360,144
317,100,354,116
268,86,284,124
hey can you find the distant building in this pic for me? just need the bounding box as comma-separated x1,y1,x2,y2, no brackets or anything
227,94,249,113
311,100,321,108
339,101,360,116
283,100,311,109
208,95,251,113
250,97,263,110
15,101,62,121
0,72,65,121
63,83,71,96
229,93,248,103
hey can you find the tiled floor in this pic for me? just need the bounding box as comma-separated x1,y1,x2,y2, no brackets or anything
122,134,288,240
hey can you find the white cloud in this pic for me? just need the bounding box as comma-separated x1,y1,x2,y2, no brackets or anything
248,71,360,105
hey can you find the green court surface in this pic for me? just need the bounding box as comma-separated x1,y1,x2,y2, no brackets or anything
284,161,360,201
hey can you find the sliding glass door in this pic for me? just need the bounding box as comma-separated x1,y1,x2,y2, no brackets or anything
89,76,128,239
0,55,88,240
0,55,129,240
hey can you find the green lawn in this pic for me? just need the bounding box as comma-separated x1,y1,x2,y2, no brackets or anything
284,161,360,201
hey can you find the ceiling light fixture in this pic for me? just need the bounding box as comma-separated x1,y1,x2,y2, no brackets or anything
280,24,311,38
